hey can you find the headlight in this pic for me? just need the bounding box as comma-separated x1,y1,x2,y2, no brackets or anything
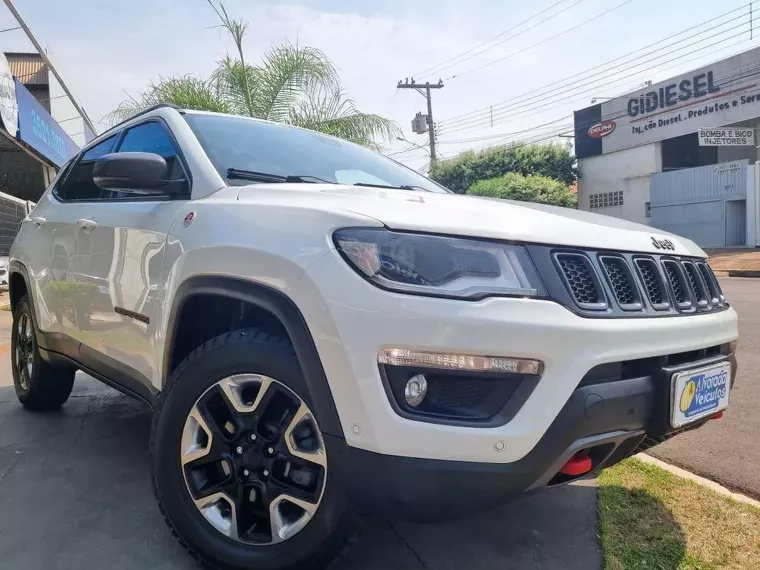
333,228,542,300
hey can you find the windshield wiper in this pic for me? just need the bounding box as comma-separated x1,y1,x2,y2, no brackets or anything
352,182,423,191
226,168,335,184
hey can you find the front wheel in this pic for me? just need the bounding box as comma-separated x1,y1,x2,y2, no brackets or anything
11,295,75,411
152,329,356,570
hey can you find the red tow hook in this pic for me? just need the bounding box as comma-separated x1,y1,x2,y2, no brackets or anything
559,452,593,476
711,411,724,420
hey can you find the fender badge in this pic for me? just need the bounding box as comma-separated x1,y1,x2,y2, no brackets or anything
183,212,196,227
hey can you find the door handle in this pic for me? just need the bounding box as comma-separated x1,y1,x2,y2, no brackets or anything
30,216,46,228
76,218,98,232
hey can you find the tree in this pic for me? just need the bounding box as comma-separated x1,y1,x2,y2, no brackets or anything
430,142,577,193
467,172,577,208
108,1,397,149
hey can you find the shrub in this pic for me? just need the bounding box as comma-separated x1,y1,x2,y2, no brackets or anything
467,172,577,208
430,142,577,193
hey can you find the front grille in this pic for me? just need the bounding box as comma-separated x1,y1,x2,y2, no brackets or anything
634,258,669,309
682,261,708,308
662,260,691,308
697,261,722,304
555,253,606,308
599,256,640,308
540,246,728,317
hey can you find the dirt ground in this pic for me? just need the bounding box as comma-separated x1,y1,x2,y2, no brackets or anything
704,248,760,271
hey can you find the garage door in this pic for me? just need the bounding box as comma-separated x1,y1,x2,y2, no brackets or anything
649,160,747,248
650,200,725,248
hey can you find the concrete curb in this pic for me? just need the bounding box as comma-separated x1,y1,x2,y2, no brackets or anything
636,454,760,509
713,269,760,278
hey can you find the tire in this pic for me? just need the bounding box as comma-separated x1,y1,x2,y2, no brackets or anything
11,295,76,411
152,328,357,570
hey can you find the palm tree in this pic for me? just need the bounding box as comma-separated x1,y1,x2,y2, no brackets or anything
108,2,398,149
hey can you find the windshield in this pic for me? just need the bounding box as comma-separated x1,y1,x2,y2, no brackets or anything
184,112,450,193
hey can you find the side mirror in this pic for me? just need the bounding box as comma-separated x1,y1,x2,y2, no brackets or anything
92,152,170,193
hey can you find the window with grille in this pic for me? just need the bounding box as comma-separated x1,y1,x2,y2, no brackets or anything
589,190,624,209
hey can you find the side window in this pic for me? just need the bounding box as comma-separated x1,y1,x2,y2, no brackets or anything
117,121,186,182
55,135,119,201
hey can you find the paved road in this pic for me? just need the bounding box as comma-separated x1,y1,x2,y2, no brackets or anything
650,277,760,498
0,375,601,569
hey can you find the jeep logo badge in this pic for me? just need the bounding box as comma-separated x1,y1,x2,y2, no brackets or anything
651,236,675,250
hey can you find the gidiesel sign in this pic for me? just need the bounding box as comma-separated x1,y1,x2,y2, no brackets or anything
575,46,760,156
627,72,720,117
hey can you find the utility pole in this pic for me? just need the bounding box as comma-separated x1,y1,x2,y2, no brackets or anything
397,78,444,167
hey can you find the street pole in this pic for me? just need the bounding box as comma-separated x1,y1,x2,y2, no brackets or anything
397,79,444,169
425,83,436,163
2,0,97,136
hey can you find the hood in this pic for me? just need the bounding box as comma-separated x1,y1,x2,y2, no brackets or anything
237,184,705,257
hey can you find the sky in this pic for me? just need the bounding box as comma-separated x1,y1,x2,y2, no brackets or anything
1,0,758,172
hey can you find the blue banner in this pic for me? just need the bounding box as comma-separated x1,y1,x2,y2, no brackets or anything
14,78,79,167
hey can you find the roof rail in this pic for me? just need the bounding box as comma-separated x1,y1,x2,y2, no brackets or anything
100,103,183,137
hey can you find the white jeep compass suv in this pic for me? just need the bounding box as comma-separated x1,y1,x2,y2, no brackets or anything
8,104,738,570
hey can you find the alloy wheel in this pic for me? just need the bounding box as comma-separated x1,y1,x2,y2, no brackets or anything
15,311,34,391
180,374,327,545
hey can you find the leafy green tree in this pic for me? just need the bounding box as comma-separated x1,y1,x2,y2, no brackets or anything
467,172,577,208
430,142,577,193
109,2,397,149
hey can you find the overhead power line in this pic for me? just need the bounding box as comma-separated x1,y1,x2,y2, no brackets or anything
437,41,752,151
440,24,752,137
440,27,751,138
440,3,754,128
451,62,760,156
446,0,636,81
1,0,97,137
438,11,754,136
411,0,585,79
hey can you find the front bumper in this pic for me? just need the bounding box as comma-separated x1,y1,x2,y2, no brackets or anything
327,350,736,521
297,251,739,464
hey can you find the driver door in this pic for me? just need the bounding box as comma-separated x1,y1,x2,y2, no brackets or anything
69,120,190,393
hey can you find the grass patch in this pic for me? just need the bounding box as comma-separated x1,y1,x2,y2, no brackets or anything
599,458,760,570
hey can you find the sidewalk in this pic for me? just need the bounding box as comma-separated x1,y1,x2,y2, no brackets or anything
705,248,760,277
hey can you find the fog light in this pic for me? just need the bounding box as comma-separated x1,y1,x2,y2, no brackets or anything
404,374,428,407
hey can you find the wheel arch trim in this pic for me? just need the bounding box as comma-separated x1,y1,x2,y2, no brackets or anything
7,260,45,348
162,275,344,438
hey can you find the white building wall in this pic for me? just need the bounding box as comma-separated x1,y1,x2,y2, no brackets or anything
577,142,662,225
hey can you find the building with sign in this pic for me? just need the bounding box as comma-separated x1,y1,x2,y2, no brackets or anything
0,52,84,254
574,46,760,248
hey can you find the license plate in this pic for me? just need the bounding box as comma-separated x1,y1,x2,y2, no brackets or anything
671,362,731,428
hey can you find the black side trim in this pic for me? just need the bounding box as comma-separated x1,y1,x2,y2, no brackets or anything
78,343,158,406
164,276,344,438
39,347,156,408
114,306,150,324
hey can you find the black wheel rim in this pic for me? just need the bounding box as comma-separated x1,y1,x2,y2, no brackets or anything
15,312,34,391
180,374,327,545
